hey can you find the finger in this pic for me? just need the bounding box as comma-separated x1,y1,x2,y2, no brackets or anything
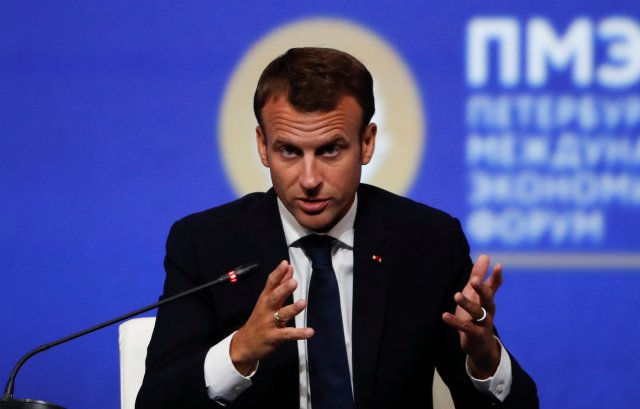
470,254,490,282
280,265,294,284
454,292,486,321
483,262,503,294
270,263,298,306
271,307,284,325
275,298,307,324
473,264,503,311
268,274,298,307
469,276,494,311
276,327,314,341
264,260,291,291
442,311,483,333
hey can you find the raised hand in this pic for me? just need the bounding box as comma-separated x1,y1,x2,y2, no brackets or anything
442,254,503,378
230,260,313,375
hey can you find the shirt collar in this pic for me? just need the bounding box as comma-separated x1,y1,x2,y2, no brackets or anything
277,195,357,249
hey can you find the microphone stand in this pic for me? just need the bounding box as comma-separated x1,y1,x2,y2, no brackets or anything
0,263,259,409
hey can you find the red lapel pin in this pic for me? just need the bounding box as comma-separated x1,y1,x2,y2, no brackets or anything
372,255,382,263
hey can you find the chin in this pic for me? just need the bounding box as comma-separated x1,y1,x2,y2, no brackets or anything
297,214,333,233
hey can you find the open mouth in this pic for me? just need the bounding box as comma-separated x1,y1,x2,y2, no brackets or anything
297,198,329,214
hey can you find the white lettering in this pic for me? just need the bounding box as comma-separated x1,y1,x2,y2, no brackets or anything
467,18,520,87
466,94,640,132
466,133,515,167
469,171,640,206
521,137,550,165
467,208,603,245
527,18,593,87
597,17,640,87
551,133,582,169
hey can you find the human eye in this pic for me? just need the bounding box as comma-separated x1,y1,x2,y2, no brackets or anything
319,143,341,158
279,145,300,158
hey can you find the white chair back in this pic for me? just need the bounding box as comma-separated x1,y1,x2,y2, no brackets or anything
433,368,455,409
118,316,156,409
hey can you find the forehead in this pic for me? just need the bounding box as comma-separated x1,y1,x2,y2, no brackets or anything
260,95,363,141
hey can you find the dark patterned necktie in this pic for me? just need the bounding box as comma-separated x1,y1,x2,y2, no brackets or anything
299,234,353,409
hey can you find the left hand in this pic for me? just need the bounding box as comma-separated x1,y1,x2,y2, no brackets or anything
230,260,313,375
442,254,503,378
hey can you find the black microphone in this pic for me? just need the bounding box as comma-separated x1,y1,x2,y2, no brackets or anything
0,262,260,409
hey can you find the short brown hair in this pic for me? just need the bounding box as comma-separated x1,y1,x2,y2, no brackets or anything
253,47,375,135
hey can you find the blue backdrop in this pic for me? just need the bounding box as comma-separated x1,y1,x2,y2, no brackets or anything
2,1,639,408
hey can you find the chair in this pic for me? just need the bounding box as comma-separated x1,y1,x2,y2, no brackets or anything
433,368,455,409
118,316,156,409
118,316,455,409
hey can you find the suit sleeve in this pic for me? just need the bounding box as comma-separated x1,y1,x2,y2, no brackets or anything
136,219,223,409
434,218,539,409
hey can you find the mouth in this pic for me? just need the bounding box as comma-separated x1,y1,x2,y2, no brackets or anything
297,198,329,214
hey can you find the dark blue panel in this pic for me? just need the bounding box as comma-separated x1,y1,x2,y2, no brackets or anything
1,1,638,408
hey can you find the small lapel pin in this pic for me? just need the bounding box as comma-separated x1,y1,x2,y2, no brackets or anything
372,255,382,263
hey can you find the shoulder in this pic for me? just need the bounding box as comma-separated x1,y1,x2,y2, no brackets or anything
357,183,467,250
358,183,458,227
167,190,276,239
181,191,270,223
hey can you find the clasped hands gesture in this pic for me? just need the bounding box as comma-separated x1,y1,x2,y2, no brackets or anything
230,255,503,379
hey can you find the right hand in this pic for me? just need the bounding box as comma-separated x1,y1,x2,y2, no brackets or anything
230,260,313,375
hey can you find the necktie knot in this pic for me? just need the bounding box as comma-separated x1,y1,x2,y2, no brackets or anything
297,234,335,268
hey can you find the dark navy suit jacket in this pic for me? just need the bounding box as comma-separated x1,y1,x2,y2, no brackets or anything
137,184,538,409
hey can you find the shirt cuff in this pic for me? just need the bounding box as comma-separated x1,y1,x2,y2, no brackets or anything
204,331,256,406
465,336,512,402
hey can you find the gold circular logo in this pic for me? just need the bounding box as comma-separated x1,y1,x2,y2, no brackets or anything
219,17,425,196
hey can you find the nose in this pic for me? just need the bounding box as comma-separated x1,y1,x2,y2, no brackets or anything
299,156,322,193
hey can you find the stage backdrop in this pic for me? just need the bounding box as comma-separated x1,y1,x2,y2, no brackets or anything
2,1,639,408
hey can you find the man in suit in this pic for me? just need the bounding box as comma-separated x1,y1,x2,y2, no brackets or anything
136,47,538,408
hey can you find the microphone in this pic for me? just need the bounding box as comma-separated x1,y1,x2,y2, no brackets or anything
0,263,260,409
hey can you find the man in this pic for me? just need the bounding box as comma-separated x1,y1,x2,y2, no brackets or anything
137,47,538,408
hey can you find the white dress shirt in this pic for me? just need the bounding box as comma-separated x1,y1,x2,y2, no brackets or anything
204,195,512,407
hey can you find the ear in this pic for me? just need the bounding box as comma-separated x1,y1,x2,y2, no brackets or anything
256,125,270,167
360,123,377,165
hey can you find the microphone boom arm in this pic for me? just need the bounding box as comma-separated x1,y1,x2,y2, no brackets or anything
2,262,259,403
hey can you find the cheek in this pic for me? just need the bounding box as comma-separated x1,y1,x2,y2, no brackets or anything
331,162,362,193
269,164,298,190
345,158,363,180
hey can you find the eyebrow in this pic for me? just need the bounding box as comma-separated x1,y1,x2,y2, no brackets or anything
270,134,349,147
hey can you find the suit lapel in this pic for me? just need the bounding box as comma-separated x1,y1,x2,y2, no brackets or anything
242,190,300,406
352,186,392,407
246,189,291,272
